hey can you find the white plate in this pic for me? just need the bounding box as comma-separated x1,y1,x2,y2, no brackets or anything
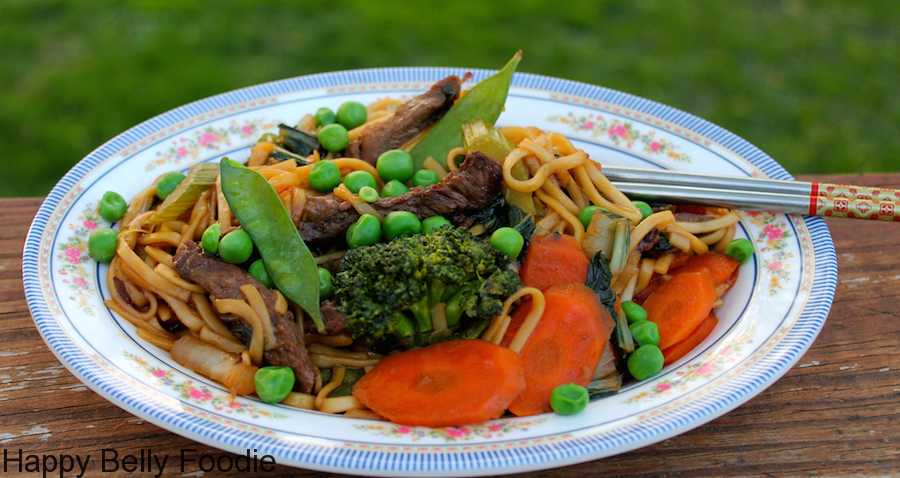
23,67,837,476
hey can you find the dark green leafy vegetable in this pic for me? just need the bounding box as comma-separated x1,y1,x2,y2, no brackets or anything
329,367,364,398
586,252,635,352
471,192,535,260
410,51,522,169
268,145,310,165
279,123,320,156
219,158,323,331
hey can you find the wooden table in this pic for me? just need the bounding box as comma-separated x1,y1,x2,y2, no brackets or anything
2,172,898,477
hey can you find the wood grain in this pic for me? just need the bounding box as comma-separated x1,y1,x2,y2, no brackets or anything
2,174,899,477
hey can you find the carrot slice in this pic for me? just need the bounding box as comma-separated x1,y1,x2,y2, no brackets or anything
508,283,615,417
662,312,719,366
352,340,525,427
669,252,739,286
499,299,531,348
519,233,589,291
642,270,717,350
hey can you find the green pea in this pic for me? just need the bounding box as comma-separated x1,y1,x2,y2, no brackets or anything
376,149,414,183
219,229,253,264
725,238,755,264
318,123,349,152
578,205,606,229
342,171,377,194
336,101,367,130
308,160,341,192
411,169,440,188
315,107,336,127
88,227,118,263
346,214,381,248
358,186,379,203
629,320,660,346
382,211,421,241
421,216,452,234
99,191,127,222
380,179,409,198
621,301,648,323
249,259,274,288
201,223,221,255
254,366,295,403
318,267,334,299
550,383,589,415
632,201,654,221
627,345,665,380
490,227,524,258
155,171,186,200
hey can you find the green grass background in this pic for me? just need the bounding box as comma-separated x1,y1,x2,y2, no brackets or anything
2,0,897,197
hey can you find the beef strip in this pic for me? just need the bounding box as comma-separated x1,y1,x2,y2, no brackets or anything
297,150,503,244
173,241,319,393
358,75,462,165
305,300,348,336
674,212,712,223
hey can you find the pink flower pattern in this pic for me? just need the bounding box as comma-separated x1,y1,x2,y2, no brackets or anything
356,418,547,442
548,113,691,162
748,212,794,295
57,202,101,316
124,352,286,419
148,118,276,171
624,327,758,404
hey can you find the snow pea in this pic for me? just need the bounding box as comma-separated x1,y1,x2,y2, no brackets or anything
410,51,521,169
219,158,323,332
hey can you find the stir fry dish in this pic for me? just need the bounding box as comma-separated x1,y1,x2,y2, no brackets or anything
89,52,753,427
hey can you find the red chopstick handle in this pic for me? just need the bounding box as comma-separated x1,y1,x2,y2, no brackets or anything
811,182,900,202
809,196,900,221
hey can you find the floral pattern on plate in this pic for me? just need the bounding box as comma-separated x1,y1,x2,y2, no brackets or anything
56,202,99,317
547,112,690,162
146,118,277,171
623,326,757,404
746,211,795,295
354,418,548,443
124,351,288,419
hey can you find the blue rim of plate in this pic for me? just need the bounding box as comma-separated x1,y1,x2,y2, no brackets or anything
22,66,837,475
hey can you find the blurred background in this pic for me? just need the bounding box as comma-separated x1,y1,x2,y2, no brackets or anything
2,0,897,198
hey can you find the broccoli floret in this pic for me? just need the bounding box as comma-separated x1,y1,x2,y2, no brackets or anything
333,225,522,346
458,268,522,319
